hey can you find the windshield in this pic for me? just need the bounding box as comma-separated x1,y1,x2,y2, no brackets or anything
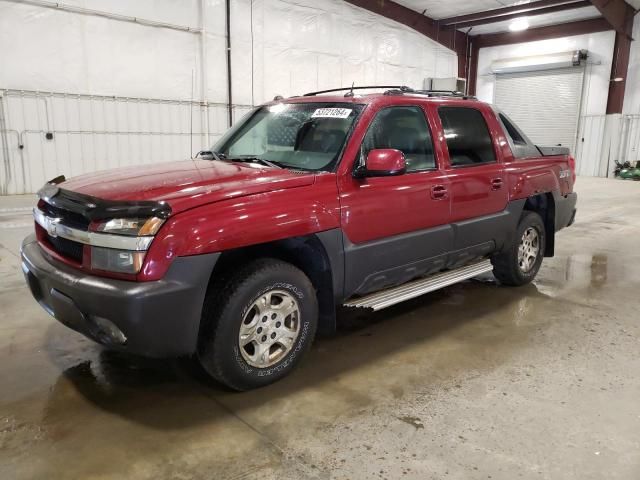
212,102,364,171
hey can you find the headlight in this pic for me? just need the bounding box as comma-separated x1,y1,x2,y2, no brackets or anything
91,246,147,274
91,217,165,274
95,217,165,236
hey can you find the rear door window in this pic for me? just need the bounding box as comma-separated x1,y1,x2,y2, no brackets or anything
499,113,526,145
438,107,496,167
495,110,541,159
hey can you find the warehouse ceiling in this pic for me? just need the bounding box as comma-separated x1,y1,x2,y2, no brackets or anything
393,0,540,20
393,0,638,34
463,5,600,35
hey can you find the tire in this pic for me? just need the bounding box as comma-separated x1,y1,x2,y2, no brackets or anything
197,258,318,391
492,211,546,286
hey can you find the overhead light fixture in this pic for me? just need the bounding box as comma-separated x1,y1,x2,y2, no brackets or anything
509,18,529,32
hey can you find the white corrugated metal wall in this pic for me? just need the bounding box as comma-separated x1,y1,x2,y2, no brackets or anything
574,114,640,177
0,0,458,194
0,90,250,195
621,115,640,164
575,115,608,177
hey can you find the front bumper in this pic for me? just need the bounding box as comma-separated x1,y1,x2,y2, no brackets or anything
21,234,219,357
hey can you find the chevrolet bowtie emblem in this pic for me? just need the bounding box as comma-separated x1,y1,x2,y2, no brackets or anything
47,217,62,238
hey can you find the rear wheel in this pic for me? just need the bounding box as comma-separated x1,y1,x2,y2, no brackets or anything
198,259,318,391
492,211,546,286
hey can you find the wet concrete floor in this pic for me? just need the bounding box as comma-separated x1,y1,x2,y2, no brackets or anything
0,177,639,479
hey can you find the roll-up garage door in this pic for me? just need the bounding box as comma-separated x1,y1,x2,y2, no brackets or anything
493,67,585,153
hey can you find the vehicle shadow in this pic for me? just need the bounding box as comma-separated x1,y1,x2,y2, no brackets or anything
42,279,551,432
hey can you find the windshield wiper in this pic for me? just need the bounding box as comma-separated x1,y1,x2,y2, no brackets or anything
195,150,226,161
226,156,285,169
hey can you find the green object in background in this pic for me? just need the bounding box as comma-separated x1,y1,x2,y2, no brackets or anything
614,161,640,180
618,167,640,180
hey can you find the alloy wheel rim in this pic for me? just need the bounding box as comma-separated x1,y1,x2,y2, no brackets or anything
238,289,301,368
518,226,540,273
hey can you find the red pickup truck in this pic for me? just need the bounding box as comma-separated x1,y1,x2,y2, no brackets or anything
21,87,577,390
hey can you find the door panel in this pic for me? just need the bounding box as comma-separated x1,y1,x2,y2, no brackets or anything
339,172,452,295
446,163,507,224
338,104,452,297
430,103,509,257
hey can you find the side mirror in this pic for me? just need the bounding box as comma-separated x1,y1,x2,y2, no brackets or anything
355,149,406,177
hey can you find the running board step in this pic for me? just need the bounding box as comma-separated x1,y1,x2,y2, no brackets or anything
343,259,494,311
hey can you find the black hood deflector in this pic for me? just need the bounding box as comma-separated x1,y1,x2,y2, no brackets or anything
37,180,172,221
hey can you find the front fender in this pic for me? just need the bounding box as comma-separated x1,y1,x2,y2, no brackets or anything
140,176,340,280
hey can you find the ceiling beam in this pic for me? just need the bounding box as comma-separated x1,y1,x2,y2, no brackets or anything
440,0,583,26
454,1,592,29
343,0,470,78
472,17,611,48
590,0,634,38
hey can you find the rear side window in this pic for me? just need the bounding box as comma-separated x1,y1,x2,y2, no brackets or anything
438,107,496,167
499,113,526,145
361,106,436,172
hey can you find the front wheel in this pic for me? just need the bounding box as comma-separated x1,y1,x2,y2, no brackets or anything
198,259,318,391
492,211,546,286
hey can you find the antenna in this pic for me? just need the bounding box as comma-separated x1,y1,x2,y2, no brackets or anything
190,68,195,159
345,81,355,97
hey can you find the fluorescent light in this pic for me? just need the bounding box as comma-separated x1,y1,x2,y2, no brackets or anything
509,18,529,32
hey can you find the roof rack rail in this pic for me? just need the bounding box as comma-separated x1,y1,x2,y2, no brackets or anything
303,85,412,97
384,87,477,100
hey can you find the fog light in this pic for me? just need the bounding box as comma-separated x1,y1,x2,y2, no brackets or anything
92,316,127,345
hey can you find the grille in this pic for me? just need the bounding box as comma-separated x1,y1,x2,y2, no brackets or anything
47,234,84,263
40,202,90,230
38,200,89,264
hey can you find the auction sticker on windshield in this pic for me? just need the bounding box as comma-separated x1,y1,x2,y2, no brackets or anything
311,108,352,119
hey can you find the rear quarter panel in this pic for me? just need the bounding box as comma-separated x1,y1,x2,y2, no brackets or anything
504,155,574,201
482,104,574,200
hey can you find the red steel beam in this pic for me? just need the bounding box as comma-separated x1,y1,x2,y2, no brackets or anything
440,0,582,25
606,24,633,113
473,17,611,48
454,1,592,29
590,0,635,113
590,0,635,38
344,0,470,78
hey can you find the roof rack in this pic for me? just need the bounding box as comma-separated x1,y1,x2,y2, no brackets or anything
384,87,477,100
303,85,411,97
302,85,477,100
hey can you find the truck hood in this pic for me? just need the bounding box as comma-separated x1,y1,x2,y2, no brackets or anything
60,159,317,214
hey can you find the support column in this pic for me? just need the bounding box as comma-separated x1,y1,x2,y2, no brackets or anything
467,42,479,96
606,28,632,114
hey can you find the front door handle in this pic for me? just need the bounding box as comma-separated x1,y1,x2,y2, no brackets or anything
431,185,448,200
491,178,503,190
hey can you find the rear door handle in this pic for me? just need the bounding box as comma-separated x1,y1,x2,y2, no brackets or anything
431,185,448,200
491,178,503,190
